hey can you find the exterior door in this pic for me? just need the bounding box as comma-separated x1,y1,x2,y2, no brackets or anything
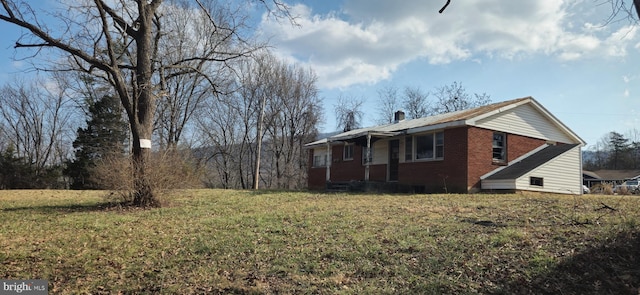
389,140,399,181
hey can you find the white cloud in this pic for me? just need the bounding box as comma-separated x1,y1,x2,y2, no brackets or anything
11,60,23,70
257,0,640,89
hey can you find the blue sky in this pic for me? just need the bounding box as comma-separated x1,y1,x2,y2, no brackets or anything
0,0,639,149
254,0,640,149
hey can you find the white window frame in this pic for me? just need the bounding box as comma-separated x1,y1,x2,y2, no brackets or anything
405,136,413,161
493,132,506,163
406,131,444,161
313,154,327,167
343,143,354,161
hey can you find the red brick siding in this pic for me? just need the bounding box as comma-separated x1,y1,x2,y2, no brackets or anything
308,126,548,192
466,127,546,190
369,165,387,182
398,128,468,193
307,144,385,189
307,149,325,189
330,144,365,181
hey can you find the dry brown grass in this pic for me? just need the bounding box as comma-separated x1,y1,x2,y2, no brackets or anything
0,190,638,294
91,150,204,204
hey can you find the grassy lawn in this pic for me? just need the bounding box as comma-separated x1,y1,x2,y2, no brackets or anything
1,190,639,294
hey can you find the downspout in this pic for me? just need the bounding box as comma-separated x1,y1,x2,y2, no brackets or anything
365,133,371,182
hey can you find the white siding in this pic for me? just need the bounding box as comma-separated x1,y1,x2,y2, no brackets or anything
514,145,582,194
312,148,327,158
372,140,388,165
311,147,329,168
474,104,574,143
482,179,516,190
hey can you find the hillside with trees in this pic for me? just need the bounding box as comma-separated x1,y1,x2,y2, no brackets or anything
583,130,640,170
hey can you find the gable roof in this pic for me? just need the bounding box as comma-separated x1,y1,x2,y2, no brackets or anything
483,144,579,180
305,97,585,147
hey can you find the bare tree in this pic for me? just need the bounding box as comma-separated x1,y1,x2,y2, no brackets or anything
604,0,640,23
196,55,263,189
432,81,491,114
196,52,321,190
197,91,250,189
335,95,364,132
155,0,240,149
0,0,289,206
262,55,321,189
402,86,431,119
375,85,401,124
0,76,74,181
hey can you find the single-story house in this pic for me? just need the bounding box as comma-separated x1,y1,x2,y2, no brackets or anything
583,170,640,188
305,97,586,194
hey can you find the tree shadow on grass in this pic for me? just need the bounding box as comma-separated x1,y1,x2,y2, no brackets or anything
500,230,640,295
1,201,129,214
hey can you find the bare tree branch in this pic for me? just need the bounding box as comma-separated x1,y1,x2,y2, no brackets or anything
439,0,451,13
95,0,138,37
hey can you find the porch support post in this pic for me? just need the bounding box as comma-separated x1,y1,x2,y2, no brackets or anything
365,133,371,182
325,142,331,182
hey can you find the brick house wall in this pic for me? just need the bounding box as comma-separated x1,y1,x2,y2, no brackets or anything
398,127,468,193
330,144,363,181
308,126,548,192
308,150,325,190
308,143,387,189
466,126,547,191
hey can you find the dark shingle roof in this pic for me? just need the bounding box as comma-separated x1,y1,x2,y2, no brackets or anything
485,144,579,180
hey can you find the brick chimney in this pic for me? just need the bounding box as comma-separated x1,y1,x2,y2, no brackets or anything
394,110,405,123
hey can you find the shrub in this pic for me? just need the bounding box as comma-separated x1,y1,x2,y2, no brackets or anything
590,183,613,195
91,149,204,204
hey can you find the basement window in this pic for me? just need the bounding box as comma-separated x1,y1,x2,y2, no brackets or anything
530,177,544,187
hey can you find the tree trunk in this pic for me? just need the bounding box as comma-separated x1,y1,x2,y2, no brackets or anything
130,1,160,207
132,146,157,207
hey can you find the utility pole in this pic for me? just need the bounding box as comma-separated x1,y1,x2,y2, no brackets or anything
253,94,267,189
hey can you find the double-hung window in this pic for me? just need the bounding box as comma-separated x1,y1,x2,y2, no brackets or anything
405,136,413,161
313,153,327,167
435,132,444,158
343,144,354,160
493,132,506,163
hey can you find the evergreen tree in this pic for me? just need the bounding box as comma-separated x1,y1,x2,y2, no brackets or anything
0,147,32,189
608,131,630,169
64,95,128,189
